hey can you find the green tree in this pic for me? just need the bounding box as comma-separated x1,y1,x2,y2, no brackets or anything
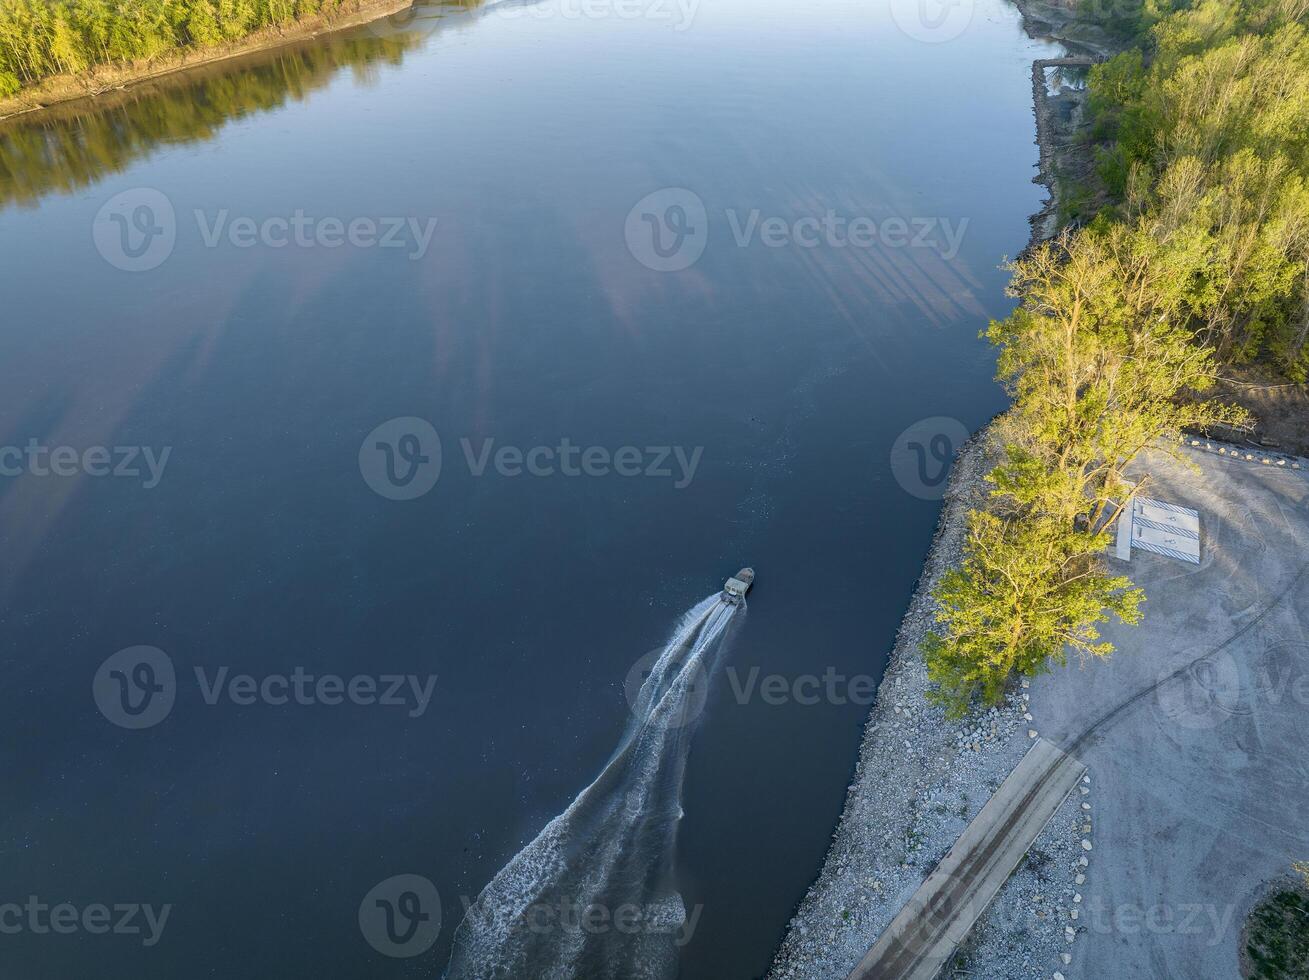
185,0,223,47
47,7,87,75
1083,11,1309,374
925,510,1143,715
988,227,1249,528
0,0,399,93
925,224,1246,717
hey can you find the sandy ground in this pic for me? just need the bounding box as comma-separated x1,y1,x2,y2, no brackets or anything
1023,444,1309,978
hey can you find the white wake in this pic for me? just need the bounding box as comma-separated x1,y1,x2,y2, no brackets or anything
446,594,741,979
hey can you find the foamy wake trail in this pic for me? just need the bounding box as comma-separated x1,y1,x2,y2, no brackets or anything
445,595,741,980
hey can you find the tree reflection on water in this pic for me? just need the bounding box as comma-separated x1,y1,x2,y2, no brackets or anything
0,30,424,209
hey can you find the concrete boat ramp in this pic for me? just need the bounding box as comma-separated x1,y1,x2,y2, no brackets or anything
846,739,1086,980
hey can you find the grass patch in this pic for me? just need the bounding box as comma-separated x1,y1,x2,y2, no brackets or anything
1245,887,1309,979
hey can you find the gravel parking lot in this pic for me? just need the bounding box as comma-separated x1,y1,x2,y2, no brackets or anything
770,439,1309,980
1027,443,1309,979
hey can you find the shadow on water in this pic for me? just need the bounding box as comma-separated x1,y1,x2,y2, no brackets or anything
0,1,506,211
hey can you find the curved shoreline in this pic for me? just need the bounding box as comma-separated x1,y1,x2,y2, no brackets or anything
764,426,1035,979
0,0,414,123
1011,0,1118,245
766,5,1119,977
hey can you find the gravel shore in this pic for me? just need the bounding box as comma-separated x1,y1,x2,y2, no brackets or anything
768,6,1123,977
767,8,1300,979
764,426,1094,980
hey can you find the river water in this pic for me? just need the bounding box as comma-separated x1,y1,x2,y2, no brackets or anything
0,0,1058,976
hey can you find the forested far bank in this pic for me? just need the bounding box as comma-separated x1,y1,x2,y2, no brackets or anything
0,31,420,207
0,0,411,100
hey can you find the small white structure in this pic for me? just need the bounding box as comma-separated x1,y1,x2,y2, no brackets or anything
722,568,755,604
1114,497,1200,564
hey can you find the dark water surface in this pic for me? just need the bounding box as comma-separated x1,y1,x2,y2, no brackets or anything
0,0,1058,976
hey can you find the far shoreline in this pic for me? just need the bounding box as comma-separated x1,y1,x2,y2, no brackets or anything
0,0,416,123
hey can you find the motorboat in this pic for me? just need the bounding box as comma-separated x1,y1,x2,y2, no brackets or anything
722,567,754,604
